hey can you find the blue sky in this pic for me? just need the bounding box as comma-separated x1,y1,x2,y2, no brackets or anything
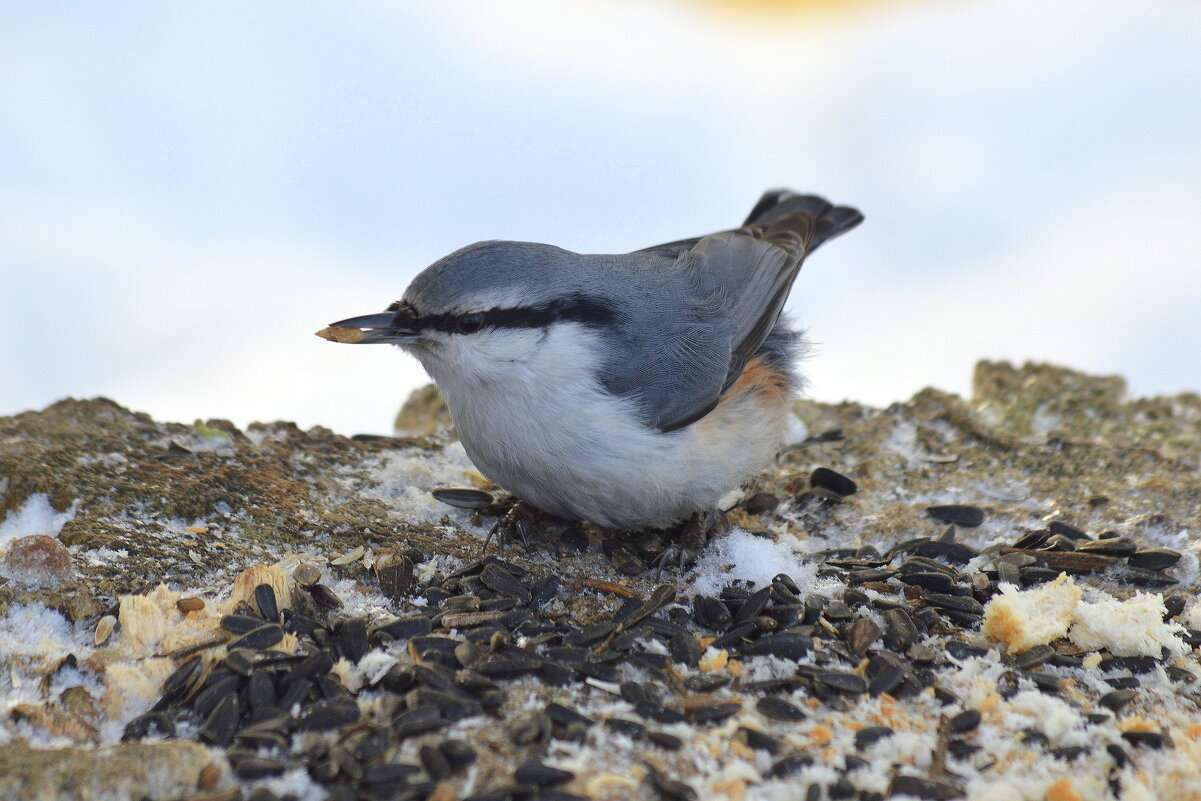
3,0,1199,434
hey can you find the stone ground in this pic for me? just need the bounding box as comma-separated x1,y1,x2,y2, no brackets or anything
0,361,1199,801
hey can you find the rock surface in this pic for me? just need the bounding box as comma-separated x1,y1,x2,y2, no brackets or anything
0,738,223,801
0,360,1198,801
1,534,72,587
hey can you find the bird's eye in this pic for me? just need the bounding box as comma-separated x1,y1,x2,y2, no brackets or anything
456,312,484,334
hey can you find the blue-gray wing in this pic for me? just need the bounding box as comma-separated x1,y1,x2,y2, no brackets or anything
608,191,863,432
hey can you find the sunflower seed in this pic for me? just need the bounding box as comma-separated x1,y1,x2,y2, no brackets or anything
247,669,277,709
392,705,446,738
709,622,755,650
647,730,683,750
509,711,551,744
337,618,369,663
887,775,963,800
439,739,477,768
418,744,451,781
229,623,284,650
634,701,686,725
375,553,414,600
1122,730,1173,749
529,576,561,608
432,487,495,509
361,762,423,784
646,764,697,801
306,583,344,610
220,614,266,634
883,608,919,651
480,564,531,603
515,761,574,786
376,616,433,641
690,701,741,724
948,709,981,733
766,754,813,778
810,467,858,496
811,669,867,695
901,571,957,593
254,583,279,622
122,711,175,741
193,673,240,719
1099,689,1137,712
233,757,286,779
866,654,907,697
1075,537,1137,556
912,540,980,564
298,700,360,731
756,696,805,721
926,505,984,527
199,694,239,747
922,593,984,616
1127,548,1181,570
1041,534,1078,552
855,726,894,747
743,492,779,514
1014,644,1055,670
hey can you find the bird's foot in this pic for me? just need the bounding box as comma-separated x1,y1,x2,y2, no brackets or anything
481,499,536,556
650,508,731,579
480,499,572,556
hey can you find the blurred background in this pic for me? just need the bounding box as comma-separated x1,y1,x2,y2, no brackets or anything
3,0,1199,436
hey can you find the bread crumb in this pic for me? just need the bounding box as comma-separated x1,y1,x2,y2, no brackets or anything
585,772,639,796
315,325,365,343
1117,717,1156,733
1069,592,1185,657
118,594,168,656
730,740,755,760
223,564,292,616
983,573,1080,652
713,778,747,800
699,648,729,672
1046,778,1081,801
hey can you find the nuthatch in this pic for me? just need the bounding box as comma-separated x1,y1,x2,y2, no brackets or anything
319,190,862,531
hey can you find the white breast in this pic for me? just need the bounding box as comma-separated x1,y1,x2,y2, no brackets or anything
418,324,787,529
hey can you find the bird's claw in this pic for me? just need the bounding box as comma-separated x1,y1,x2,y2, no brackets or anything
650,508,730,579
481,500,535,556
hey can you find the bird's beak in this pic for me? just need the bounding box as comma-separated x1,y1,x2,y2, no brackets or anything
315,310,421,345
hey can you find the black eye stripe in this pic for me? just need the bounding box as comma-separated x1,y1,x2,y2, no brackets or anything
401,295,616,334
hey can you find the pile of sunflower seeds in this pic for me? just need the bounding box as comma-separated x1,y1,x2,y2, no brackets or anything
120,472,1191,801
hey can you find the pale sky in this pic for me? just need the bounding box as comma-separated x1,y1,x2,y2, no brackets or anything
3,0,1199,435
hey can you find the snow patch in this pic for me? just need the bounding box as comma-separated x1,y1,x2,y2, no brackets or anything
355,442,487,526
688,528,819,597
0,494,75,548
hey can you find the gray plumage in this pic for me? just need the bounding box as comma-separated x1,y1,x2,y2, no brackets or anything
403,190,863,432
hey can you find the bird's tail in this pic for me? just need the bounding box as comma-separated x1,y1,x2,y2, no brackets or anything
743,189,864,251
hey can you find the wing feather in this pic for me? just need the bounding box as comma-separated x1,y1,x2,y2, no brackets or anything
604,191,862,432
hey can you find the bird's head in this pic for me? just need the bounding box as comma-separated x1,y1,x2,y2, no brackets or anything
317,241,618,383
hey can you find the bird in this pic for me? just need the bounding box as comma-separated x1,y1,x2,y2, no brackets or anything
318,189,862,536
